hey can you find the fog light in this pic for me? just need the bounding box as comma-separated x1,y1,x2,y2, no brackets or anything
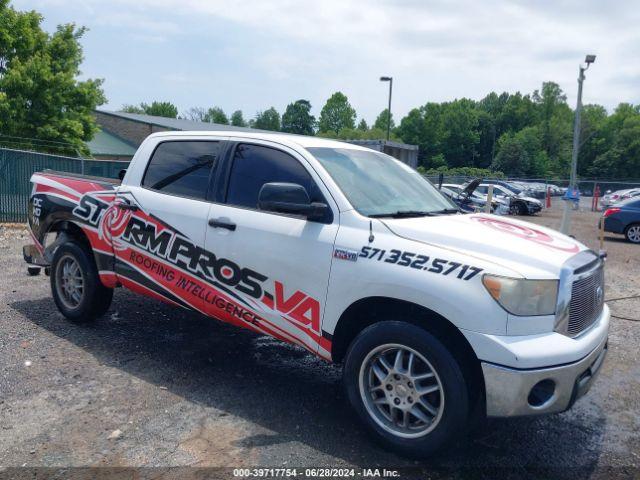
528,379,555,407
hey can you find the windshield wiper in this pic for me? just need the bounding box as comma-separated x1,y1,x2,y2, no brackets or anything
430,208,460,215
369,210,436,218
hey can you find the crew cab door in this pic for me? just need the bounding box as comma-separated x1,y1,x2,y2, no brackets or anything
203,140,339,358
112,139,222,311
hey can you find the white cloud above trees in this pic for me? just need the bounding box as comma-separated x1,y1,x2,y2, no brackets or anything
16,0,640,121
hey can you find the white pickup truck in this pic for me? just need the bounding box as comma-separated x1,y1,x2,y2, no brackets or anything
24,131,609,457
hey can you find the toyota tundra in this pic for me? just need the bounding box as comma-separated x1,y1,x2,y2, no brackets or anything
23,131,609,457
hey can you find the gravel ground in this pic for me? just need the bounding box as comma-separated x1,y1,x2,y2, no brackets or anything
1,202,639,479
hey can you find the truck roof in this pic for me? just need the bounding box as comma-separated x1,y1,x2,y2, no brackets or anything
146,130,374,152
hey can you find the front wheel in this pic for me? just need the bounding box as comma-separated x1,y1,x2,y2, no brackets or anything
50,240,113,322
509,202,526,215
343,322,470,458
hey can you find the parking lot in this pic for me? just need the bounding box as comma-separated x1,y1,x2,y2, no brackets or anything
1,201,639,479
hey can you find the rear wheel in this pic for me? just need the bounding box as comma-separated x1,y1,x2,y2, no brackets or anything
625,224,640,243
343,321,470,458
50,240,113,322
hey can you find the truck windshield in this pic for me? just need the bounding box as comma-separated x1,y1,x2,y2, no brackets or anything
307,147,456,217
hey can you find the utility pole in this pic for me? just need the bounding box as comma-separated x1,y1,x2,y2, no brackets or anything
560,55,596,235
380,76,393,141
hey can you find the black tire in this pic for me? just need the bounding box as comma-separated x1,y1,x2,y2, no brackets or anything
509,201,527,216
343,321,470,458
27,266,41,276
50,240,113,322
625,223,640,244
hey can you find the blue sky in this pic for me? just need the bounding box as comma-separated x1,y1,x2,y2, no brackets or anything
14,0,640,123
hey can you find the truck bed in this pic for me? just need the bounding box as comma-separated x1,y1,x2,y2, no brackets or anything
41,169,122,186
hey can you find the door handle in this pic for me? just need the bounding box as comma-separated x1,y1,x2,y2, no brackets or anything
208,218,236,231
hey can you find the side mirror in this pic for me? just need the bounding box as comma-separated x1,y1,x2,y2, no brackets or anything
118,169,127,181
258,182,328,221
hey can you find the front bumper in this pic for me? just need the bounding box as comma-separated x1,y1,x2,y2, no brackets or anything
482,333,608,417
528,203,542,214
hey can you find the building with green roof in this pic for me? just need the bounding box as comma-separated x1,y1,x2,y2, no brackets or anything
85,128,138,161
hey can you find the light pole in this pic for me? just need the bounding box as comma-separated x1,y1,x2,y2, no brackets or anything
380,76,393,141
560,54,596,235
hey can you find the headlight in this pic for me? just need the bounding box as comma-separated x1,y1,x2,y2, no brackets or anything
482,275,558,316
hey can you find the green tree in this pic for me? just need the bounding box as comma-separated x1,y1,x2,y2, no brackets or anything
499,92,537,134
396,103,444,167
357,118,368,131
420,165,505,179
373,108,395,132
440,99,480,168
397,81,639,178
577,104,608,176
0,1,105,155
122,101,178,118
492,126,548,177
281,99,315,135
480,91,537,137
491,131,529,177
533,82,567,123
475,110,496,168
318,92,356,134
478,92,508,120
142,101,178,118
478,91,537,165
230,110,247,127
318,126,399,142
590,104,640,178
205,106,228,124
121,104,145,114
429,153,447,169
252,107,280,131
533,82,572,171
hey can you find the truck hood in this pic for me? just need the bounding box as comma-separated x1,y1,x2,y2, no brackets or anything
381,213,585,278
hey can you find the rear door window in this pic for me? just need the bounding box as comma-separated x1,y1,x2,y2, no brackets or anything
142,141,219,200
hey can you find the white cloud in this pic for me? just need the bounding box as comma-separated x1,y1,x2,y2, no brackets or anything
94,11,181,35
15,0,640,119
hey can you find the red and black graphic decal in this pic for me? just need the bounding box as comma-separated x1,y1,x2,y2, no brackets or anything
30,173,331,359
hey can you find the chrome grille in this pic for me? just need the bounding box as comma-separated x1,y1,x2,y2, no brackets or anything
568,266,604,336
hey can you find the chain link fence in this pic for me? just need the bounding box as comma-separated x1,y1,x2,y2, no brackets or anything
0,147,128,222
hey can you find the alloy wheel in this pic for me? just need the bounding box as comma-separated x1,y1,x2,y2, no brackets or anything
627,225,640,243
359,344,445,438
55,254,85,309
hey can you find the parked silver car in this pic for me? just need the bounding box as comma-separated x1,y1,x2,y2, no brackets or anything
601,188,640,208
474,183,543,215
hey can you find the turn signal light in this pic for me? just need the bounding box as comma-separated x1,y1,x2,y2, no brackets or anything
603,208,621,218
482,276,503,300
